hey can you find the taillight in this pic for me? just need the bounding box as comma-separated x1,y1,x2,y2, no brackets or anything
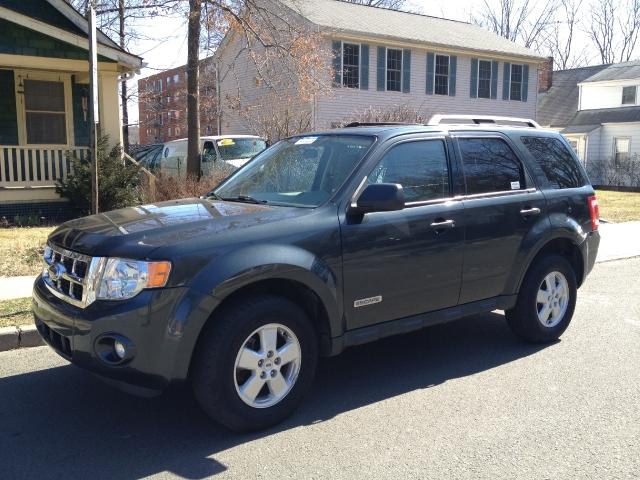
587,195,599,231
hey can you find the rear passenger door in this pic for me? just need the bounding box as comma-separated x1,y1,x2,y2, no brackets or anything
451,133,547,304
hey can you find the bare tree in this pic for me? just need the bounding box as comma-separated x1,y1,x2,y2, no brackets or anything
474,0,558,50
341,0,409,9
546,0,588,69
186,0,202,177
587,0,640,63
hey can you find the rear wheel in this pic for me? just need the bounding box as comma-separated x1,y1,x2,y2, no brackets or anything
506,255,577,343
191,294,318,432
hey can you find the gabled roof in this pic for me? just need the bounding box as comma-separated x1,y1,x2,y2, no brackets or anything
280,0,545,61
582,59,640,83
566,107,640,126
537,64,609,128
0,0,142,70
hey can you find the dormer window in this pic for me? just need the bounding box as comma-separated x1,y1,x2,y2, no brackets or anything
622,86,636,105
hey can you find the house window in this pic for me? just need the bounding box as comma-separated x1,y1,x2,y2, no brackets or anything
175,127,180,136
386,48,402,92
174,74,179,83
567,138,578,153
510,64,523,101
23,79,68,145
342,43,360,88
434,54,449,95
622,86,636,105
477,60,492,99
614,137,630,164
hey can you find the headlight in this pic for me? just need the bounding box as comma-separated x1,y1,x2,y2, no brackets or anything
96,258,171,301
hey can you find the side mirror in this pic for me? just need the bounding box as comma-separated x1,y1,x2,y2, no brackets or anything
348,183,405,215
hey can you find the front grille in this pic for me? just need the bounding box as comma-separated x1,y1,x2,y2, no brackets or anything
36,319,72,358
43,243,96,308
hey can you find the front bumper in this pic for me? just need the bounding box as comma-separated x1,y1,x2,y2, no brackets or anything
32,276,214,394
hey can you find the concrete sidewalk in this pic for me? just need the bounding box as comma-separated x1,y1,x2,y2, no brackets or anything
0,275,37,301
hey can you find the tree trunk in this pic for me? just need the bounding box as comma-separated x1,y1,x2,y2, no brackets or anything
119,0,130,152
186,0,201,178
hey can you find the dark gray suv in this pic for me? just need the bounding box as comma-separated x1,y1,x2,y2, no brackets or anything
32,116,600,431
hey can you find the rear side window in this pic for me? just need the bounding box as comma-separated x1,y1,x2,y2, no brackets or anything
521,136,585,189
458,138,525,194
368,140,450,202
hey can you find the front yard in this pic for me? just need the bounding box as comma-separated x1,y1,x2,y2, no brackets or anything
596,190,640,223
0,227,55,277
0,297,31,328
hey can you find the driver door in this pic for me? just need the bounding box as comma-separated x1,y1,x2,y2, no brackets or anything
340,136,465,329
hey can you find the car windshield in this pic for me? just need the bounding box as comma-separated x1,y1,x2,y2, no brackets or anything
213,135,375,207
216,138,267,160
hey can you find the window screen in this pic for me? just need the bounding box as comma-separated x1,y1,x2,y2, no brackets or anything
478,60,492,98
386,48,402,92
342,43,360,88
510,64,523,101
434,55,449,95
521,136,585,189
459,138,525,194
368,140,450,202
622,86,636,105
614,137,631,164
24,79,66,145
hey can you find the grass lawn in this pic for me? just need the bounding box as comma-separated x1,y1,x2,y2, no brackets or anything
0,297,32,328
596,190,640,223
0,227,55,277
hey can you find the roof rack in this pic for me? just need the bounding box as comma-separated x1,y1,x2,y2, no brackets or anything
427,115,541,128
341,122,421,128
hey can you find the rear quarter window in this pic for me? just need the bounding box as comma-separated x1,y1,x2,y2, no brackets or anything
520,136,586,189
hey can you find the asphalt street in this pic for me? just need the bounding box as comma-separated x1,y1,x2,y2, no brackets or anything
1,258,639,479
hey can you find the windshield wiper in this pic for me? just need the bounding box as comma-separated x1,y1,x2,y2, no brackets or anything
203,192,223,200
221,195,268,204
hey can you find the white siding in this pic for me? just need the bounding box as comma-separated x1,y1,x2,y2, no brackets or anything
315,40,539,129
598,123,640,159
580,82,640,110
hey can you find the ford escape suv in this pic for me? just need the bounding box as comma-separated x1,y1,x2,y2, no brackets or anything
32,115,600,432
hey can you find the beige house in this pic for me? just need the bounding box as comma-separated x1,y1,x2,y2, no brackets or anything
216,0,545,138
0,0,142,221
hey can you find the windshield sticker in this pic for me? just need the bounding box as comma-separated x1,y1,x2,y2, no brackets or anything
295,136,318,145
511,181,521,190
217,139,236,146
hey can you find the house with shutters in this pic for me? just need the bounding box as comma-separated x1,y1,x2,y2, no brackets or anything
215,0,545,137
0,0,142,221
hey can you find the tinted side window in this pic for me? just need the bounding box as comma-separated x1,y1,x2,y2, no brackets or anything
459,138,525,194
521,136,585,189
369,140,450,202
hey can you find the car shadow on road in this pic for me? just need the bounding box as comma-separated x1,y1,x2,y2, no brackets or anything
0,312,552,479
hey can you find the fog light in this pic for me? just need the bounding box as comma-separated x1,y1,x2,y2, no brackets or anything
114,340,126,359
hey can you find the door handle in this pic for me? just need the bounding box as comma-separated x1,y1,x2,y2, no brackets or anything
430,219,455,230
520,207,541,217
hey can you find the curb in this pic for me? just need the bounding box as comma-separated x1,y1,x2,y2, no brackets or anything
0,324,44,352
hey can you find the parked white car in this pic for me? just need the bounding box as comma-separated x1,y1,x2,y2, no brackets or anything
159,135,267,177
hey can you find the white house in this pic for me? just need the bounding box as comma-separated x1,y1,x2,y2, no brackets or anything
216,0,545,137
538,60,640,185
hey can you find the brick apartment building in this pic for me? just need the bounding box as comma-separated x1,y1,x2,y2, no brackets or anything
138,57,218,145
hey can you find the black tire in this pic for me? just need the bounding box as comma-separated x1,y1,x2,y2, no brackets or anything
506,255,577,343
191,294,318,432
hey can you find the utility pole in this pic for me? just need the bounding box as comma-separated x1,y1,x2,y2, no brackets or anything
216,60,222,135
87,1,100,214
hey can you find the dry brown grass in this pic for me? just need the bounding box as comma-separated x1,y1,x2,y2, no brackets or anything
596,190,640,223
0,227,54,277
0,297,31,328
141,172,228,203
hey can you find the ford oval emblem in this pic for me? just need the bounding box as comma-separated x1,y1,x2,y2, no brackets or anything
48,263,66,282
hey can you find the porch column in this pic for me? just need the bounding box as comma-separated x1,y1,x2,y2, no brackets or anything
98,71,123,149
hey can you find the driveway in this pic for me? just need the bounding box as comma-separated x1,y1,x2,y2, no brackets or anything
0,258,638,479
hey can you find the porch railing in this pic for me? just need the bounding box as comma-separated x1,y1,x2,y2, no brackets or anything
0,146,90,188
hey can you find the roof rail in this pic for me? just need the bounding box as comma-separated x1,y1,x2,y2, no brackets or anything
427,115,541,129
341,121,421,128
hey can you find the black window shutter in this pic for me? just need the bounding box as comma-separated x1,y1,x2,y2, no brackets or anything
522,64,529,102
470,58,478,98
361,44,369,90
377,46,386,91
491,61,499,99
502,62,511,100
402,49,411,93
426,52,434,95
449,55,457,96
332,41,341,87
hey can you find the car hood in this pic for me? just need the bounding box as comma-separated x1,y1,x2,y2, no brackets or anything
48,198,306,257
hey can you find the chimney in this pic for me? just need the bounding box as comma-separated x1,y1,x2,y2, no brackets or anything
539,56,554,93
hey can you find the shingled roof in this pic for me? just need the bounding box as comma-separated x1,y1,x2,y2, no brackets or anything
537,64,610,128
582,59,640,83
280,0,545,61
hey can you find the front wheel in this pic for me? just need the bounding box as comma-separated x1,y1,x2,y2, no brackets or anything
506,255,577,343
191,295,318,432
